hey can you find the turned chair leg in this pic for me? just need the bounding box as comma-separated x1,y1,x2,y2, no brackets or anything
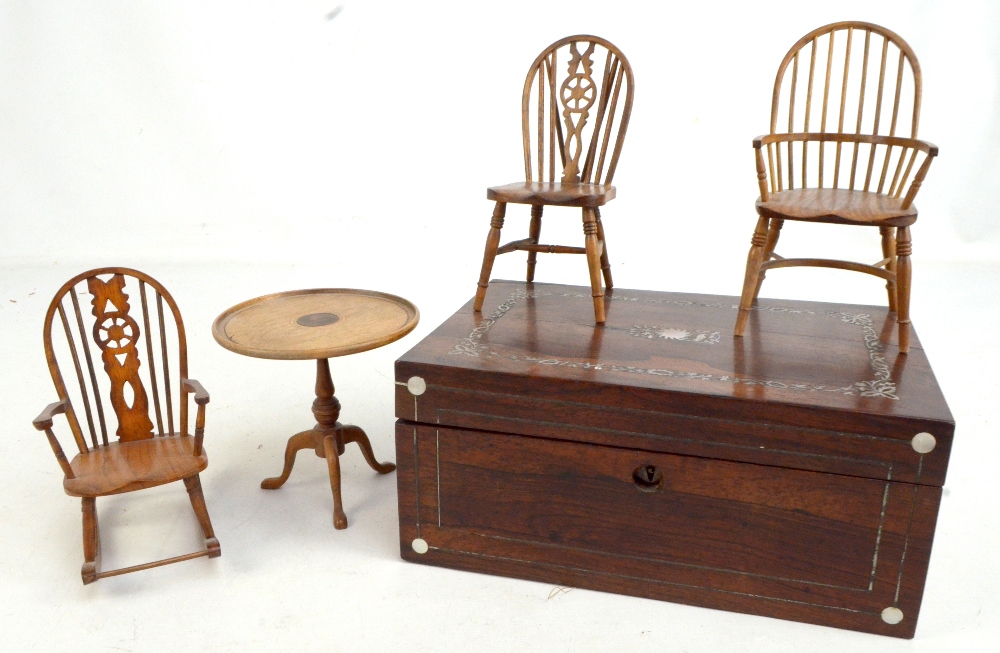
526,205,543,283
752,218,783,301
735,216,770,337
474,202,507,312
583,208,606,323
895,226,912,354
595,208,613,289
184,474,221,558
880,226,898,312
81,497,99,584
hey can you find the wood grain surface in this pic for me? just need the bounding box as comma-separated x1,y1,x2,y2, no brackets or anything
756,188,917,226
397,280,953,487
64,436,208,497
486,181,616,207
396,422,941,638
394,279,952,636
213,288,419,360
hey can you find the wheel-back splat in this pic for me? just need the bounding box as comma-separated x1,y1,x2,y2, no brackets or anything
87,274,155,441
560,41,597,183
521,36,633,186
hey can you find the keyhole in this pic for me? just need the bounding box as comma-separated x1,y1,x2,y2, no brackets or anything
632,464,663,493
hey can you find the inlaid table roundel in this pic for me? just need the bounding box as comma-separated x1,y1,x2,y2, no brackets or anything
213,288,419,529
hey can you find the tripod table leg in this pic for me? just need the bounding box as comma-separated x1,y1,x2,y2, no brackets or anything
323,435,348,529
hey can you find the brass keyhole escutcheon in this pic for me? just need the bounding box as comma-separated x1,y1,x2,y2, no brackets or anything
632,464,663,492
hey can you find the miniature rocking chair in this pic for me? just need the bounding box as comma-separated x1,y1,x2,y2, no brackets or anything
473,35,634,323
734,22,938,353
33,268,221,583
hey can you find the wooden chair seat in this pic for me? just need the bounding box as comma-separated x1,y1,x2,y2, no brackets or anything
487,182,616,208
756,189,918,227
64,436,209,498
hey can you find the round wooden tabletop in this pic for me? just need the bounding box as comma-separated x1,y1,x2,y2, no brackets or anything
212,289,419,360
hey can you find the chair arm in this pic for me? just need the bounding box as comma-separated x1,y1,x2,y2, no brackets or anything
755,132,937,156
752,133,938,207
32,399,75,479
181,378,210,405
752,137,770,201
33,399,68,431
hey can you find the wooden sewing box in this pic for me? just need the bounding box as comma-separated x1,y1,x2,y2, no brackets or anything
393,280,952,638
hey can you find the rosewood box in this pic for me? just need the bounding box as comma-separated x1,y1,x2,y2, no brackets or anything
393,280,953,638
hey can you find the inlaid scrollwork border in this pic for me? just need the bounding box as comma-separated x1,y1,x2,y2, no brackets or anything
450,289,899,400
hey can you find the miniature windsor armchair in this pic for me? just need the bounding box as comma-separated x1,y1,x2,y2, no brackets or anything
33,268,220,583
473,35,634,323
734,22,937,353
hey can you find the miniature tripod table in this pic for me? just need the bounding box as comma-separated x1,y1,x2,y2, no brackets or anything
212,289,419,528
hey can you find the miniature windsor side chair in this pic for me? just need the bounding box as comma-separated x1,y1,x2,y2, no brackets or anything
734,22,938,353
33,268,220,583
473,35,634,323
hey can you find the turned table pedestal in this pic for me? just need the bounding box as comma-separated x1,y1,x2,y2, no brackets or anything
213,288,419,528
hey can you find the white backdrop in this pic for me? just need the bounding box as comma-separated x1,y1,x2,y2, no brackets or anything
2,0,1000,268
2,1,999,651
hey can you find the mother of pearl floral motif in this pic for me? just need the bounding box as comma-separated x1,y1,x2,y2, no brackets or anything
449,288,898,400
628,325,722,344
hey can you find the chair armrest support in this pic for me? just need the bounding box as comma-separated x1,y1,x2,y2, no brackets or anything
900,149,937,210
33,399,68,431
752,138,769,202
181,378,210,405
182,379,208,456
32,400,75,479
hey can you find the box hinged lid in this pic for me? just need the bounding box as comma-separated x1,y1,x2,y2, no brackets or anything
395,281,954,487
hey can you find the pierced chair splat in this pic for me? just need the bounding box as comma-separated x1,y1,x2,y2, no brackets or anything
473,35,634,323
733,21,938,353
33,268,221,584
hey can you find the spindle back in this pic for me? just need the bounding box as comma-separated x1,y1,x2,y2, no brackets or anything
520,35,634,186
42,268,190,455
765,22,927,195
